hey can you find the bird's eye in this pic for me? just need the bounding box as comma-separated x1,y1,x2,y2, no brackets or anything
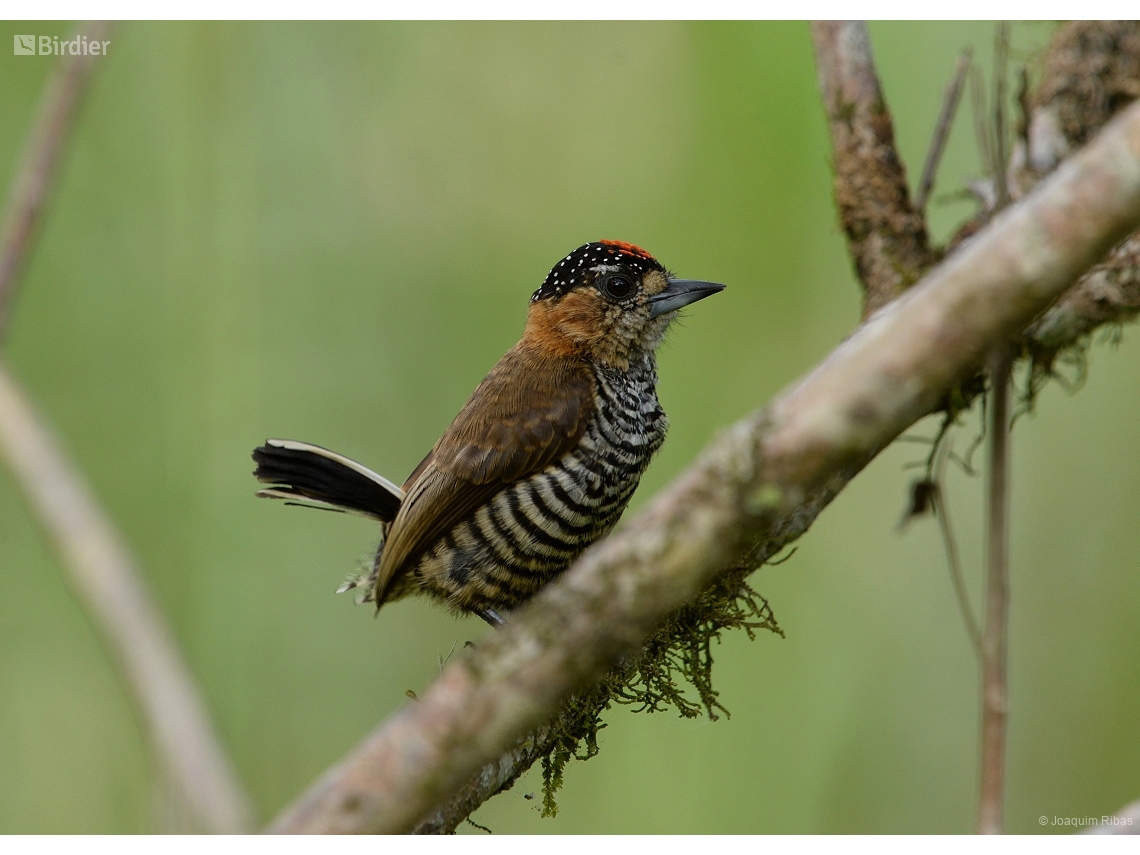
601,275,634,300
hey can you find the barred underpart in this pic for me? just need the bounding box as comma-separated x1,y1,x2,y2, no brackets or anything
410,355,667,614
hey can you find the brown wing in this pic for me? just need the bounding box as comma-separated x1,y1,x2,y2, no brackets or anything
372,342,595,605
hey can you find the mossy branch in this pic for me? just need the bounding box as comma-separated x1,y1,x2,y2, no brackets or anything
267,100,1140,835
412,572,782,833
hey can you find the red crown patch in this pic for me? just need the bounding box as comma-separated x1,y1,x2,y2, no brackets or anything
599,240,654,260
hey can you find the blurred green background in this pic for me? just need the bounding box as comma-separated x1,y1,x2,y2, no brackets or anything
0,21,1137,834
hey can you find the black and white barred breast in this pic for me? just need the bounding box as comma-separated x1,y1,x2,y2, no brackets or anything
404,354,667,614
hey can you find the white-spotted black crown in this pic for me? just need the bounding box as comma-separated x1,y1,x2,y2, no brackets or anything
531,241,665,303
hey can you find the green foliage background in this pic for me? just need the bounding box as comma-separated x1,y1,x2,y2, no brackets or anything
0,21,1137,833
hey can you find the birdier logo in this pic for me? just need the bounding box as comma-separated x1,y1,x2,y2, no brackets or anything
13,34,110,56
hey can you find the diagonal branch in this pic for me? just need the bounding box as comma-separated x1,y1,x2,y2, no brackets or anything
0,22,254,833
810,21,937,318
268,99,1140,835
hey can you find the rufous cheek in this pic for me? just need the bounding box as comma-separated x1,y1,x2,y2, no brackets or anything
523,292,606,356
549,291,607,345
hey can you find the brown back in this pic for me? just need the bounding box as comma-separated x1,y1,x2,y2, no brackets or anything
372,340,595,605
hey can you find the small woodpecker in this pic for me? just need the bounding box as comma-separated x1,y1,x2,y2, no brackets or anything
252,241,724,626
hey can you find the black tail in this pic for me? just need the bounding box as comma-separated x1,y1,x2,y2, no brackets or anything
252,439,403,522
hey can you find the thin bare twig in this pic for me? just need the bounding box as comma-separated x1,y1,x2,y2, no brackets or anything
0,22,111,337
971,66,995,182
267,101,1140,835
916,49,973,212
976,26,1013,834
931,441,982,657
0,23,254,833
993,23,1012,212
977,344,1012,835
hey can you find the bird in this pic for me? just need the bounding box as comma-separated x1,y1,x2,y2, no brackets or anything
252,240,724,627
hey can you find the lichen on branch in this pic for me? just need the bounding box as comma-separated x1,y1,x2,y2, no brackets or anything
810,21,938,318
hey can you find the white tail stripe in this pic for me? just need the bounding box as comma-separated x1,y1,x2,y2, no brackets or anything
255,488,385,520
265,438,405,500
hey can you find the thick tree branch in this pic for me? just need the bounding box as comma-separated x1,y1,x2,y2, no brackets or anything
0,22,111,338
0,23,254,833
810,21,937,318
268,100,1140,835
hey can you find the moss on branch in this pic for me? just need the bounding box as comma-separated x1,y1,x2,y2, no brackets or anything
534,570,783,816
